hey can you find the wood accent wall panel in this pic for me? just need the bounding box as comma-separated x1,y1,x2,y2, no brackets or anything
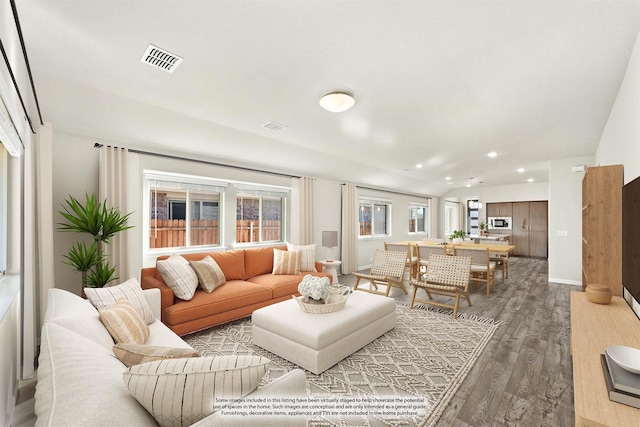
582,165,623,296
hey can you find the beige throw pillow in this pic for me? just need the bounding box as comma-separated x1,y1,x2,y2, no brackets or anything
189,255,226,293
99,299,150,344
113,343,200,367
272,248,301,275
286,243,317,272
123,355,270,427
85,278,155,324
156,253,199,300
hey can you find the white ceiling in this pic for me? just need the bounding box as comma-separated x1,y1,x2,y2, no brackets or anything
16,0,640,196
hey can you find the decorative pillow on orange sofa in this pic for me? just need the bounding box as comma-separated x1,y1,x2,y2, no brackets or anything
273,249,301,275
244,246,286,278
209,249,246,280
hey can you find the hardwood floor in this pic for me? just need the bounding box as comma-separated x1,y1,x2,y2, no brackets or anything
341,256,576,427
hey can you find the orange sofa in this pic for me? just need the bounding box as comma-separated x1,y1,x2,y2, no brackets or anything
140,245,332,335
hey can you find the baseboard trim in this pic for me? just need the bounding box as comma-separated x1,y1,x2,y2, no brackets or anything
549,277,582,286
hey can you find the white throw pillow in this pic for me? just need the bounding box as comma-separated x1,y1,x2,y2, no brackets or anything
286,243,317,272
156,253,199,300
189,255,226,293
123,355,270,427
85,278,155,324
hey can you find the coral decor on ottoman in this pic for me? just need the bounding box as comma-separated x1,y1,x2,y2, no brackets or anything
141,245,332,335
297,274,331,303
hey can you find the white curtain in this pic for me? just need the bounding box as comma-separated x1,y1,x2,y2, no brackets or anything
21,125,36,380
430,197,438,238
290,176,315,245
19,120,54,380
341,184,358,274
99,146,140,282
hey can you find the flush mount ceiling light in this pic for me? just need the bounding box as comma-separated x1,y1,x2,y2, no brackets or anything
319,92,355,113
517,168,525,173
488,151,497,158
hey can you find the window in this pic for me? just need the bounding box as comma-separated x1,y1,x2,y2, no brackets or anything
359,198,391,237
467,199,479,234
146,172,226,250
409,203,429,234
236,185,287,244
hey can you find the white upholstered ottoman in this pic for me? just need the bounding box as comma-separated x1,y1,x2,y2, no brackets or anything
251,291,396,374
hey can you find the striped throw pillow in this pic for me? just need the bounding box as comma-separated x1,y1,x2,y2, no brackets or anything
272,248,301,275
286,243,317,272
99,299,149,344
189,256,226,293
85,278,155,324
123,355,270,427
156,253,199,300
112,343,200,367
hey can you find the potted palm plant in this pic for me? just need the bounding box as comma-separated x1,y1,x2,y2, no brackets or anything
58,193,133,293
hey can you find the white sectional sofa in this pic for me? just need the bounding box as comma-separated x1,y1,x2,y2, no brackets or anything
34,287,307,427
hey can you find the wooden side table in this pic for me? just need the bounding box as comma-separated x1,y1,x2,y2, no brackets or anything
319,260,341,284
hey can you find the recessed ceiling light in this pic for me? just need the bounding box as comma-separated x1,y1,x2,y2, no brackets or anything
488,151,497,158
319,92,355,113
466,184,471,187
445,177,451,181
416,164,423,169
528,178,534,182
517,168,525,173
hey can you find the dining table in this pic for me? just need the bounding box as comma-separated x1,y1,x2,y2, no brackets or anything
394,240,515,255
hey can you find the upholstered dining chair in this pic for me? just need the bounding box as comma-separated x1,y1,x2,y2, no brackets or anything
409,253,473,318
384,242,419,280
416,244,448,280
353,249,408,297
453,246,496,297
489,240,510,283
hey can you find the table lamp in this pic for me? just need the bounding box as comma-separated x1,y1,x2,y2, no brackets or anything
322,231,338,262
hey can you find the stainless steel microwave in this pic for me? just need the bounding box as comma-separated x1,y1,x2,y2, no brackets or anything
488,217,512,230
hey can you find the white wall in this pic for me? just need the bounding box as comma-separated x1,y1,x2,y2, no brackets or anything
52,133,99,294
548,156,594,285
595,30,640,316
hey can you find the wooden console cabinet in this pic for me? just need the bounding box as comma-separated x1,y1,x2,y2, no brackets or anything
571,292,640,426
582,164,623,295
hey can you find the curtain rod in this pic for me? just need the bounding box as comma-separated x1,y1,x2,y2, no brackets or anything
93,143,301,179
0,38,33,135
11,0,43,126
346,183,432,200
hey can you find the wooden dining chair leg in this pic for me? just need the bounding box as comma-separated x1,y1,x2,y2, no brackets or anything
410,286,418,308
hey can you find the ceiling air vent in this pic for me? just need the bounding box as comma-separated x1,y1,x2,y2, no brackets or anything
140,44,183,73
262,121,287,132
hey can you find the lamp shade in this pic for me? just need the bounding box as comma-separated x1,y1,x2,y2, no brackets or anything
322,231,338,248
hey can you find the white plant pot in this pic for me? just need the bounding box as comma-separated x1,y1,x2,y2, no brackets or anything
452,238,464,244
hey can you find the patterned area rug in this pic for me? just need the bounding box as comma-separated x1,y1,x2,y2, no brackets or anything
184,303,501,427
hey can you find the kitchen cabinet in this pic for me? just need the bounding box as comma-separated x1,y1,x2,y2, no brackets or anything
582,164,622,295
492,201,548,258
512,201,548,258
486,202,513,218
